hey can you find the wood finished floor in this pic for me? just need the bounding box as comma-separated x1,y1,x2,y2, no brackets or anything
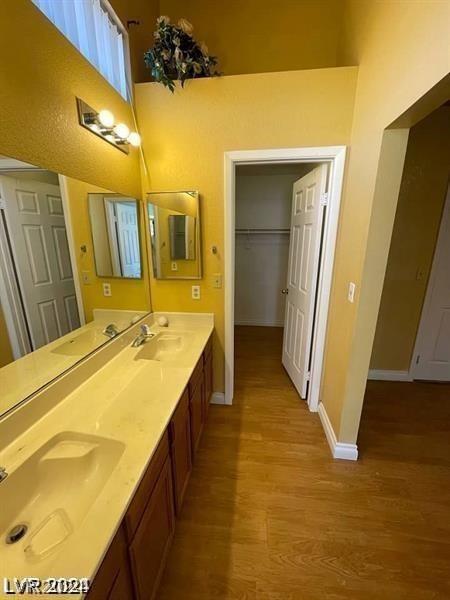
158,326,450,599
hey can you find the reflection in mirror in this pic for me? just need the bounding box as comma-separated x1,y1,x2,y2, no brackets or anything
0,155,148,418
147,191,201,279
88,194,142,278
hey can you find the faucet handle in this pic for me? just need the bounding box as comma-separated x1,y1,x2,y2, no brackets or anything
140,324,152,336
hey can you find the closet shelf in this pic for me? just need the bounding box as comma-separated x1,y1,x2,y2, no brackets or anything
235,228,290,234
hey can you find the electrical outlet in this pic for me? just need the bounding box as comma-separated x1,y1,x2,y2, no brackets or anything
171,262,178,271
103,282,112,297
212,273,222,288
81,270,91,284
348,282,356,303
192,285,200,300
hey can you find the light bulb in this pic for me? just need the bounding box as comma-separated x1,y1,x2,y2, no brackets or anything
127,131,141,147
114,123,130,139
98,109,115,128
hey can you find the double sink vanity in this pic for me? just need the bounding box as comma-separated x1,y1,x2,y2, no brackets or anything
0,312,214,599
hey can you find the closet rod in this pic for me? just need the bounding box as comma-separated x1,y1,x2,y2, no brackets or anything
235,228,290,234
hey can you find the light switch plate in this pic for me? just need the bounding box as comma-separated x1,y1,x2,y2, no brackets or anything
103,282,112,297
192,285,200,300
348,282,356,303
81,270,91,285
171,262,178,271
212,273,222,288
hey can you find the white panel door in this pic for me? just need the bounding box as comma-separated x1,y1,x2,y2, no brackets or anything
412,186,450,381
115,201,141,278
282,165,328,398
0,175,80,350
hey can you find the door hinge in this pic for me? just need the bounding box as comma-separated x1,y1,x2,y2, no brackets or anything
0,197,5,210
416,354,420,365
320,192,328,206
306,371,311,381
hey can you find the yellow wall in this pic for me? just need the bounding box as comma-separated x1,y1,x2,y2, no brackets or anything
0,305,14,368
370,105,450,371
135,67,358,391
0,0,141,200
113,0,346,82
320,0,450,443
64,178,151,322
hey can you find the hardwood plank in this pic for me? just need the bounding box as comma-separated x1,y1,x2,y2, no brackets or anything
158,326,450,599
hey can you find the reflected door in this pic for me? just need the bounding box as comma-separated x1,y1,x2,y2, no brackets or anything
282,165,328,399
0,176,80,350
115,201,141,278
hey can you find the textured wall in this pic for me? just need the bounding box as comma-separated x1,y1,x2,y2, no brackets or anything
135,67,358,392
0,0,142,199
370,105,450,371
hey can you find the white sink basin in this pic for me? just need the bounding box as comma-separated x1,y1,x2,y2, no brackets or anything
0,431,124,565
136,334,185,361
51,329,106,357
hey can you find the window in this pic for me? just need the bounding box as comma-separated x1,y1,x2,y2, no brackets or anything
32,0,129,100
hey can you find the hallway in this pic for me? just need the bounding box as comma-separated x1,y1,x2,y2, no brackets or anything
158,326,450,599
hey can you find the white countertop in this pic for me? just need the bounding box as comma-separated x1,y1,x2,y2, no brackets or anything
0,312,214,596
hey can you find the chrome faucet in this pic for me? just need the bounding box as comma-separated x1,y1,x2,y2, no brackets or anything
103,323,119,339
0,467,8,483
131,324,155,347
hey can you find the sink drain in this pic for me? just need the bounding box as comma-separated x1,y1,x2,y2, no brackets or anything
6,523,28,544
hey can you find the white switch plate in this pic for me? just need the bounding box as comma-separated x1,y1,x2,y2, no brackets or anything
348,282,356,303
192,285,200,300
81,270,91,284
171,262,178,271
212,273,222,288
103,282,112,297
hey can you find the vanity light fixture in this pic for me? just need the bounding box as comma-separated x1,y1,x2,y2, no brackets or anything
77,98,141,154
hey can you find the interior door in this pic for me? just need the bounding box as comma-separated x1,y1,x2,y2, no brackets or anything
0,175,80,350
412,186,450,381
115,201,141,278
282,164,328,398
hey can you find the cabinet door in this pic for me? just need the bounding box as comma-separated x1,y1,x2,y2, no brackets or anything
87,526,133,600
129,458,175,600
189,378,204,456
170,388,192,514
203,351,213,421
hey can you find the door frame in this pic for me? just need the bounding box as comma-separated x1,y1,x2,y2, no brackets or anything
0,172,85,359
224,146,346,411
409,182,450,380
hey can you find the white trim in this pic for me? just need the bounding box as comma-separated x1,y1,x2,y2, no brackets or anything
224,146,347,412
58,176,86,326
210,392,227,405
368,369,413,382
234,319,284,327
318,402,358,461
409,184,450,381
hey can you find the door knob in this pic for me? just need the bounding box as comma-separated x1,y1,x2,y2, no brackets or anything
281,288,289,295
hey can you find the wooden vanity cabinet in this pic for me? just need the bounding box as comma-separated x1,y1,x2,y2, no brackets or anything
203,337,213,420
87,525,133,600
169,388,192,514
189,358,205,456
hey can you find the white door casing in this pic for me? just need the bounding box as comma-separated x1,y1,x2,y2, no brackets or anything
282,164,328,398
0,175,80,350
411,185,450,381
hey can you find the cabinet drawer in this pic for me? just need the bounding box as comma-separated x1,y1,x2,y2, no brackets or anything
188,356,204,396
125,431,170,542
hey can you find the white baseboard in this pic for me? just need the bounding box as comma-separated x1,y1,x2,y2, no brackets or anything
210,392,226,405
318,402,358,461
368,369,413,382
234,319,284,327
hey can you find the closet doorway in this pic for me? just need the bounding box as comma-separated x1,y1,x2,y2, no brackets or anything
224,147,346,411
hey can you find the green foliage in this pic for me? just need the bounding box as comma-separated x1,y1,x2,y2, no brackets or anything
144,16,220,92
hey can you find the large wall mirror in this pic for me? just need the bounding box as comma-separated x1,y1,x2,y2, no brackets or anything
0,154,149,418
88,194,142,278
147,191,202,279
